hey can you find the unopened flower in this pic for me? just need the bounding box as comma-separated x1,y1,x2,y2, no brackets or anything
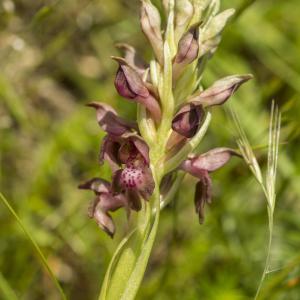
172,102,204,138
189,74,253,107
171,74,252,138
181,148,239,223
113,57,161,123
140,0,163,64
174,0,194,42
173,25,199,80
175,26,199,65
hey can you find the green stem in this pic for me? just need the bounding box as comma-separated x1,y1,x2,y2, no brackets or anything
98,179,161,300
254,209,274,300
0,192,67,300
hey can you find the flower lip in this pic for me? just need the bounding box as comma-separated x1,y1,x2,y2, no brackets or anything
112,156,155,203
80,178,130,238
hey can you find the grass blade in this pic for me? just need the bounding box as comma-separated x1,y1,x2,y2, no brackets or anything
0,193,67,300
0,271,18,300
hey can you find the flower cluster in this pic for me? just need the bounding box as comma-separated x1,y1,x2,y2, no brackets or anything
79,102,155,237
79,0,252,237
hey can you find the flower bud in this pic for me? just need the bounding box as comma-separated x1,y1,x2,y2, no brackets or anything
140,0,164,65
174,0,194,42
113,57,161,122
189,74,253,107
174,25,199,65
173,24,199,80
198,8,235,57
172,102,204,138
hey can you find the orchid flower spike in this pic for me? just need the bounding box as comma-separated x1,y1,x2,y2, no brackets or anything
80,0,251,238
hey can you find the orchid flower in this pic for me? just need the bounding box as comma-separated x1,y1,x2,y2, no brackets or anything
181,148,240,223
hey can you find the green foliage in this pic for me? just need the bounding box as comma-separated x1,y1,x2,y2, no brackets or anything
0,0,300,299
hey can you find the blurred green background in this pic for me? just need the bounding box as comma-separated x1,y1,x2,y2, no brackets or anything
1,0,300,299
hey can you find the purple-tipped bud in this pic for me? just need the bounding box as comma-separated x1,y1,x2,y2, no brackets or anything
87,102,137,135
174,0,194,42
189,74,253,107
173,25,199,80
175,26,199,65
114,58,150,99
113,57,161,123
140,0,164,65
172,102,204,138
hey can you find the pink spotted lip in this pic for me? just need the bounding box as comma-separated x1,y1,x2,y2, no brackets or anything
120,164,145,190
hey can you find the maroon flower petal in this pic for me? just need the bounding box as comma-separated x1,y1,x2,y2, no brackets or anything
115,43,147,77
113,57,161,122
181,148,238,177
78,178,111,194
87,102,137,135
189,74,253,107
88,192,128,238
126,190,142,211
175,26,199,65
172,102,204,138
114,57,149,99
118,134,150,166
194,173,212,224
99,136,122,172
191,148,238,173
88,197,116,238
113,163,155,201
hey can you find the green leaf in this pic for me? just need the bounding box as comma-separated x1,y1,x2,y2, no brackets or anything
0,193,66,300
